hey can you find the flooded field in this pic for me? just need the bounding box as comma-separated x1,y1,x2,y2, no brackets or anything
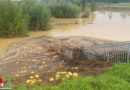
0,10,130,53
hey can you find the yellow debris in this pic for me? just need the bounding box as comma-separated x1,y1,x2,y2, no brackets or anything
56,74,60,78
38,47,42,50
49,78,54,82
31,71,35,74
24,54,27,56
37,79,42,83
55,77,58,80
62,78,65,80
26,59,31,61
42,61,45,64
33,79,36,81
16,74,19,77
35,75,39,79
73,73,78,77
61,71,67,74
75,67,79,70
56,72,60,75
26,80,31,84
28,66,31,69
23,70,27,73
30,80,36,85
20,71,24,74
68,72,73,76
16,62,19,64
30,76,34,79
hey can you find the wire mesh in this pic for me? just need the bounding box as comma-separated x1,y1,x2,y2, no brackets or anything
84,41,130,63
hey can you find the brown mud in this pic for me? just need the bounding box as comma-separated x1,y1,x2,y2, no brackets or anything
0,36,115,85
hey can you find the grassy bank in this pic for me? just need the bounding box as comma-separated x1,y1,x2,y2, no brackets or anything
98,3,130,8
4,63,129,90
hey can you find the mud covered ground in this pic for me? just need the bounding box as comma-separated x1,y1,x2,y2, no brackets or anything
12,59,114,85
0,36,115,84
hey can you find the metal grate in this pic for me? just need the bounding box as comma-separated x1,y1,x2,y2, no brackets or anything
84,41,130,63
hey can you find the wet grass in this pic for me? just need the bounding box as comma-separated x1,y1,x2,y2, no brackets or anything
9,63,130,90
2,75,15,82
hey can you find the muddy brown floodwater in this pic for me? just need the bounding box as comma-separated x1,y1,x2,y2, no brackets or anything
0,9,130,53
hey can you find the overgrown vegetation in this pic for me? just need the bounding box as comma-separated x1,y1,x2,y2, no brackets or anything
22,0,51,30
9,63,130,90
0,0,94,37
98,3,130,8
0,0,28,37
0,0,51,37
82,11,90,18
48,2,81,18
90,2,96,12
74,0,87,12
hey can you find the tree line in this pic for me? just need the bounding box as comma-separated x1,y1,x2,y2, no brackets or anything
1,0,95,37
87,0,130,3
42,0,130,3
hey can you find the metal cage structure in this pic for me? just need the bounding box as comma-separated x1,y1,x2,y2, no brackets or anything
84,41,130,63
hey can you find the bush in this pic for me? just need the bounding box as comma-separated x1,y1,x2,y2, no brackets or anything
0,0,28,37
48,2,80,18
82,11,90,18
22,0,52,30
90,2,96,12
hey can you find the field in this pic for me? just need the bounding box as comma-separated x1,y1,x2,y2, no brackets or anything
98,3,130,8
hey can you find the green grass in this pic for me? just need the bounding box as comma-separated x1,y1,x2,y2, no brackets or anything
98,3,130,8
4,63,130,90
2,75,15,82
57,64,130,90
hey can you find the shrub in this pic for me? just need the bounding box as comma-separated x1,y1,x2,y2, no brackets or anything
0,0,28,37
82,11,90,18
81,0,86,11
90,2,96,12
22,0,52,30
48,2,80,18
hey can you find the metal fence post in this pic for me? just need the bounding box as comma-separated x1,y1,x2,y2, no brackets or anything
93,47,95,59
107,50,110,62
127,44,130,63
